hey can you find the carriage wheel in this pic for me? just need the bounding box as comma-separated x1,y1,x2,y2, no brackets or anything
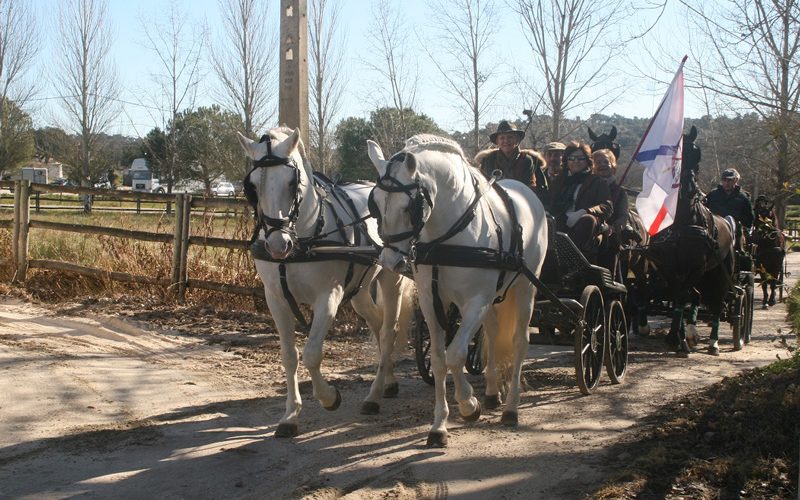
413,306,485,384
465,328,485,375
412,307,435,385
604,299,628,384
574,286,606,395
731,294,744,351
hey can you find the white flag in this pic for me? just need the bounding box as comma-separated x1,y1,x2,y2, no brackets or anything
635,57,686,235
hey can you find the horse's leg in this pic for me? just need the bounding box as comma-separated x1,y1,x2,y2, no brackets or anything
768,278,777,306
267,296,304,438
303,291,344,411
670,304,690,357
761,278,769,309
352,270,400,415
707,316,720,356
445,298,487,423
425,312,450,447
634,266,651,336
684,302,699,348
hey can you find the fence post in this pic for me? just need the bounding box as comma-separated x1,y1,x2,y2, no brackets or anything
14,180,30,283
177,194,191,302
171,194,185,298
11,181,19,272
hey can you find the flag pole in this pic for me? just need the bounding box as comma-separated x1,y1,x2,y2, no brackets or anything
617,55,688,188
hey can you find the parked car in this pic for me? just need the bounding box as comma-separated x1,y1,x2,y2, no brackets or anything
211,181,236,197
49,178,78,187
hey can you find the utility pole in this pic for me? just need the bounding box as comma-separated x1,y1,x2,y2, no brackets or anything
279,0,309,147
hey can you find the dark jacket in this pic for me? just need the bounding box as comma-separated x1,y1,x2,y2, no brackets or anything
609,181,629,229
475,147,548,202
548,170,613,226
703,185,754,229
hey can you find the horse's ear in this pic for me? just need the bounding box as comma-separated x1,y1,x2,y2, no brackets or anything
283,128,301,155
609,126,617,140
367,140,389,175
687,125,697,142
236,132,258,159
587,127,598,141
405,153,417,175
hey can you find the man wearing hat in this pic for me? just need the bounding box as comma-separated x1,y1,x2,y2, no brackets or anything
542,141,566,183
703,168,754,230
704,168,754,253
475,120,548,202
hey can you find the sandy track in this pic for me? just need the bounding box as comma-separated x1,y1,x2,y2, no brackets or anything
0,253,796,499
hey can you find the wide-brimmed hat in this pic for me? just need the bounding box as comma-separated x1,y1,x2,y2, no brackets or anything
489,120,525,144
721,168,740,179
544,141,566,152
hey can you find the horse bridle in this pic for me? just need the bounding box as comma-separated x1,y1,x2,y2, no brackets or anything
368,152,432,256
244,134,304,242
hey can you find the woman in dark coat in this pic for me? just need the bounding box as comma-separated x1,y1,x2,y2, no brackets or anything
548,141,613,262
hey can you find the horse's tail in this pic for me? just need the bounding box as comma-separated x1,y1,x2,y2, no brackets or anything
492,282,533,389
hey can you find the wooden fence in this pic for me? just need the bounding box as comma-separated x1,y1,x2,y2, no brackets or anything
0,180,262,302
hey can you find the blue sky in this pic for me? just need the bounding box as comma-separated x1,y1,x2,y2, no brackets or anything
32,0,704,139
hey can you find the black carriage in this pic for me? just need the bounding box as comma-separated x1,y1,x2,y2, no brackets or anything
411,223,629,396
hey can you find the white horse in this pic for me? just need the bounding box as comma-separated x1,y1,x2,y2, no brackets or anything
237,127,414,438
367,134,548,447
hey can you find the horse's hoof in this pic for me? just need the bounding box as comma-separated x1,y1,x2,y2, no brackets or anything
462,401,482,423
762,304,769,310
360,401,380,415
733,342,743,352
768,298,776,306
500,411,518,427
676,340,690,358
323,388,342,411
274,423,298,438
382,382,399,398
707,345,720,356
484,394,501,410
426,431,448,448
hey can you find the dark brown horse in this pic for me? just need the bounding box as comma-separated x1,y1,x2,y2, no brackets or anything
646,126,735,356
752,198,786,308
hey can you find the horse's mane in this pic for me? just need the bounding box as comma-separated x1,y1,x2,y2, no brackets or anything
403,134,468,160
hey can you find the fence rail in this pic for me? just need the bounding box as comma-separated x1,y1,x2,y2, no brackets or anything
1,180,262,302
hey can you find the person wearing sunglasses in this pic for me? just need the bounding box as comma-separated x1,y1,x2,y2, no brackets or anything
547,141,613,263
475,120,548,202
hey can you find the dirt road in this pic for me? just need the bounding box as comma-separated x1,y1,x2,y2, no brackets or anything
0,253,797,499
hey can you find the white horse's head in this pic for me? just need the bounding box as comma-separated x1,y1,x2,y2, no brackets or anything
367,140,434,273
238,127,308,260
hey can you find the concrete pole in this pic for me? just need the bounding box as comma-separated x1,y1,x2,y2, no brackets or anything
279,0,309,148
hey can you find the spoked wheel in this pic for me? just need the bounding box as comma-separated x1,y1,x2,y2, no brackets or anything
574,286,606,395
465,328,485,375
412,305,485,385
604,299,628,384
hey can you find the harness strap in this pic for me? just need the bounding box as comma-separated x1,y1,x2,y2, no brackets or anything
279,263,310,331
431,266,448,330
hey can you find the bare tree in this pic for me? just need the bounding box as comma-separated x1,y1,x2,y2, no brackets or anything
308,0,345,174
681,0,800,223
54,0,120,200
0,0,38,177
139,0,206,191
362,0,418,143
510,0,628,140
210,0,276,138
425,0,499,157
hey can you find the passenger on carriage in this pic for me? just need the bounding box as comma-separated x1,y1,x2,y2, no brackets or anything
591,148,629,269
703,168,754,251
475,120,548,202
542,141,566,184
547,141,613,263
